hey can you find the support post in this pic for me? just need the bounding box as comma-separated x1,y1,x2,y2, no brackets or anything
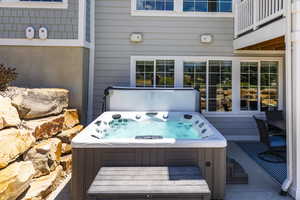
289,0,300,198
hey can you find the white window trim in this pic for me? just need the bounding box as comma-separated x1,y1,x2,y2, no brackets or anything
0,0,68,9
131,0,234,17
130,56,283,116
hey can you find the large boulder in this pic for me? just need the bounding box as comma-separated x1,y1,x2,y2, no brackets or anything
23,114,64,140
61,143,72,155
57,125,84,144
60,155,72,173
0,128,35,169
23,138,62,178
0,161,35,200
5,87,69,119
63,109,80,130
21,165,63,200
0,96,21,130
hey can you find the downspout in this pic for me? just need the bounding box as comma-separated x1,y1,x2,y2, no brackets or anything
281,0,293,194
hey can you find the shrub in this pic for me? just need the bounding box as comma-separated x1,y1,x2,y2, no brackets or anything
0,64,17,91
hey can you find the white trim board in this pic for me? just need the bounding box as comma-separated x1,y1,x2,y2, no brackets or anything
131,0,234,17
0,39,91,48
87,0,95,123
0,0,68,9
130,56,284,116
78,0,86,43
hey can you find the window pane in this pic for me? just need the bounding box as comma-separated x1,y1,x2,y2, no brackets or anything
184,73,194,86
145,73,154,87
156,73,165,87
137,0,174,10
136,61,154,87
136,61,145,72
183,0,195,11
195,74,206,86
195,1,208,12
165,73,174,87
240,62,258,111
219,0,232,12
155,60,175,88
136,73,145,87
183,62,207,111
221,73,231,87
208,60,232,112
208,0,217,12
260,61,279,111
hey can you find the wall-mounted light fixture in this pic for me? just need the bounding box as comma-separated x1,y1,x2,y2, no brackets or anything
25,26,35,40
200,34,213,44
39,27,48,40
130,33,143,43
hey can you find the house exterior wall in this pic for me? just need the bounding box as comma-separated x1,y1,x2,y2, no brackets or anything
0,46,89,123
0,0,79,39
93,0,235,116
92,0,285,141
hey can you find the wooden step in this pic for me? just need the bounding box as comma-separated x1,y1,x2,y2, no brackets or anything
87,166,211,200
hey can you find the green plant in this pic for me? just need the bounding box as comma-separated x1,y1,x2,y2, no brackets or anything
0,64,17,91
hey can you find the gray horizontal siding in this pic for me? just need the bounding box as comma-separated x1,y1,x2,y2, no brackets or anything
206,117,259,141
93,0,234,117
0,0,78,39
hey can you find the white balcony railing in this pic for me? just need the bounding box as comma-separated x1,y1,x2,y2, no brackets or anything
235,0,284,37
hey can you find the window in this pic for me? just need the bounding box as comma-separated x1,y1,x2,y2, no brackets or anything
131,0,233,16
137,0,174,10
183,0,232,12
183,62,207,111
240,61,279,112
0,0,67,8
131,56,282,114
260,61,279,111
19,0,62,1
208,60,232,112
240,62,258,111
135,60,175,88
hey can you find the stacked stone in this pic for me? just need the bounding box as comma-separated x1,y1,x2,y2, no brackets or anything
0,87,84,200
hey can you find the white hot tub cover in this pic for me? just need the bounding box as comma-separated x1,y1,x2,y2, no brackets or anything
105,87,200,112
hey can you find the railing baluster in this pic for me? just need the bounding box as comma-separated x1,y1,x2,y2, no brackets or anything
235,0,284,37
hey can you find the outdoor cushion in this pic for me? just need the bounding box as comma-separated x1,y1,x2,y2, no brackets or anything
269,135,286,148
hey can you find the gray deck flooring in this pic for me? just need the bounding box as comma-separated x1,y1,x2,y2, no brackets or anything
226,142,293,200
55,142,293,200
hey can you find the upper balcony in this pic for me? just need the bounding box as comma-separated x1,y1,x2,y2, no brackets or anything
234,0,286,50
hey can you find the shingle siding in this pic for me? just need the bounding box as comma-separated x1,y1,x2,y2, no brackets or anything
0,0,79,39
93,0,234,117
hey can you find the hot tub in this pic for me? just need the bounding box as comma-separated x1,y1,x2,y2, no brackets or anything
72,112,227,200
72,111,226,148
72,87,227,200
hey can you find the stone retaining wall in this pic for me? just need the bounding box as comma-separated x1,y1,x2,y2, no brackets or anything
0,87,84,200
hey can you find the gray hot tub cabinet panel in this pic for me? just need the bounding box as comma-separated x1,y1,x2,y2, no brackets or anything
72,147,226,200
